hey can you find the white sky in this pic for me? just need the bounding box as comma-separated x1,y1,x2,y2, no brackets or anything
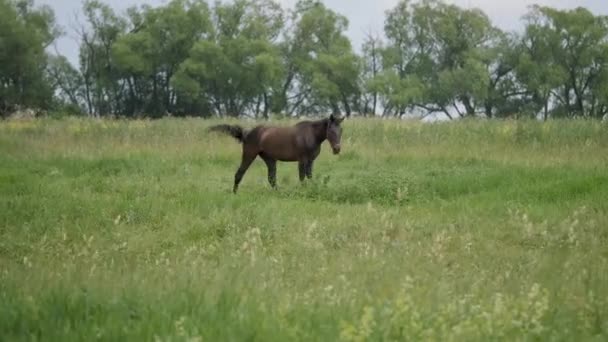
40,0,608,65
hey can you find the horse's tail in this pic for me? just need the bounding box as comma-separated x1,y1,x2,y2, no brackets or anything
207,124,246,143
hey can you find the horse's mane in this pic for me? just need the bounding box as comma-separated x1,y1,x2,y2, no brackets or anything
295,117,328,127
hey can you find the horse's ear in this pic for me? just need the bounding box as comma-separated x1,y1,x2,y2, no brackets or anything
329,114,345,123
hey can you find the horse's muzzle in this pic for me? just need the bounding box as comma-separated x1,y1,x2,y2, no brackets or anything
332,145,341,155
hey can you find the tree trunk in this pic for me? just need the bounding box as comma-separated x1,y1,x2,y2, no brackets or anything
152,75,159,116
263,92,270,120
331,101,340,116
126,77,137,117
484,102,493,118
462,96,475,116
563,86,572,116
341,93,352,117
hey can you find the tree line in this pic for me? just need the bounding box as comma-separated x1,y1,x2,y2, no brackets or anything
1,0,607,120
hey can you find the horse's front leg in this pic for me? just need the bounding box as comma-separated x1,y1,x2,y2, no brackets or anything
306,160,314,179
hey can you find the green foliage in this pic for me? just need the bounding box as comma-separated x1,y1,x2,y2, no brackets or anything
77,0,127,116
1,118,608,340
378,0,503,118
1,0,607,119
0,0,59,116
172,0,284,117
518,6,608,119
278,0,361,116
371,0,608,119
113,0,212,116
47,55,86,113
359,32,383,115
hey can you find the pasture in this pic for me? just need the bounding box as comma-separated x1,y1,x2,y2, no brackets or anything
1,117,607,341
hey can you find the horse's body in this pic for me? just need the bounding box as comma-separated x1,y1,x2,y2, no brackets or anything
209,115,344,193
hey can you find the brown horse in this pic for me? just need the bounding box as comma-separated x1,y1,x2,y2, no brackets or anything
208,114,345,193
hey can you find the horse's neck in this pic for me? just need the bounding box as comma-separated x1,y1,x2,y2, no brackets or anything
311,119,328,143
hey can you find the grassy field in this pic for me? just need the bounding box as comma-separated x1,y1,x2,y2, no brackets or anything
1,117,607,341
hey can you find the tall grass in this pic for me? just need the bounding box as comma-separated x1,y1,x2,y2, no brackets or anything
1,117,607,340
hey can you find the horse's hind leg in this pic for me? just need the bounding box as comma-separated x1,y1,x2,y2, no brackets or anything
306,148,320,180
298,160,307,182
233,148,257,194
259,153,277,189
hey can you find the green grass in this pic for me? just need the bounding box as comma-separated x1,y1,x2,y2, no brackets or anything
1,117,607,341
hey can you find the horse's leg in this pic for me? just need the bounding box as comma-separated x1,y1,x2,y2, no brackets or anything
306,160,314,179
259,153,277,189
307,147,320,179
233,148,257,194
298,160,307,182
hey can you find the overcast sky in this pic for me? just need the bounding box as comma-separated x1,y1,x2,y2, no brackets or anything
40,0,608,65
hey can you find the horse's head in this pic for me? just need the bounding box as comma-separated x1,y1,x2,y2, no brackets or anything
327,114,345,155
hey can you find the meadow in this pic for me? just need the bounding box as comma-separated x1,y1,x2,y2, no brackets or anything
1,116,607,341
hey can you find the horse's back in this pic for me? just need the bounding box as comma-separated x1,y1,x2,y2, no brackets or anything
258,125,297,142
256,125,299,161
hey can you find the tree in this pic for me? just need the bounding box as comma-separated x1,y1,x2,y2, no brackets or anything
480,33,527,118
0,0,59,116
4,0,606,121
47,54,85,114
379,0,509,119
172,0,285,117
519,6,608,119
359,30,383,116
278,0,361,117
113,0,212,117
75,0,127,117
378,0,430,117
